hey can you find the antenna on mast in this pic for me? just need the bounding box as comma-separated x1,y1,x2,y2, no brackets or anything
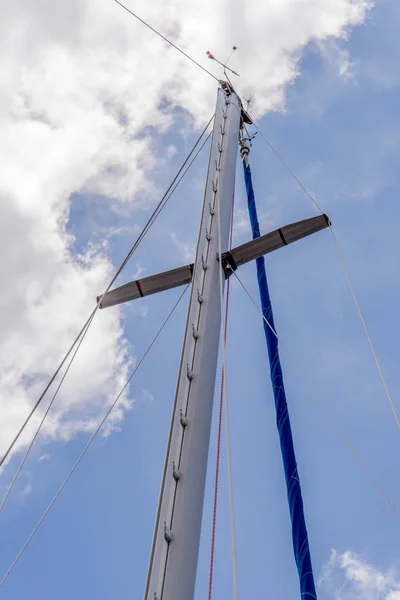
206,46,240,77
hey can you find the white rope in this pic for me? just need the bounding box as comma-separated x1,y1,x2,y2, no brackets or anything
247,114,400,434
0,285,190,589
216,190,239,600
233,270,400,522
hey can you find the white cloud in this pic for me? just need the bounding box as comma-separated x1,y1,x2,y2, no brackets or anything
232,208,274,243
132,263,146,280
105,225,141,239
141,389,155,404
129,302,149,319
0,0,374,465
170,232,195,263
317,40,356,79
166,145,178,159
320,550,400,600
22,483,33,500
38,454,51,462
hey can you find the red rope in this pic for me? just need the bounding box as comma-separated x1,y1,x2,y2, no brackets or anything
208,188,235,600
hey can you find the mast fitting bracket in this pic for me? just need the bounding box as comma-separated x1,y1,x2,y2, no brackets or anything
221,251,238,278
180,410,188,428
164,524,173,544
173,462,182,481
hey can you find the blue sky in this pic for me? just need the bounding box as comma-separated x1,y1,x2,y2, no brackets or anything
1,0,400,598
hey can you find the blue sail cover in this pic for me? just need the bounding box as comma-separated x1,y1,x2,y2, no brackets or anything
243,161,317,599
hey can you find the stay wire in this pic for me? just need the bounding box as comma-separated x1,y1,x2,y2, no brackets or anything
329,227,400,431
0,115,214,470
0,308,96,469
1,125,213,499
148,129,212,230
0,284,190,589
113,0,220,82
241,108,324,214
234,271,400,522
243,108,400,433
208,192,235,600
0,311,96,513
216,190,239,599
109,115,214,280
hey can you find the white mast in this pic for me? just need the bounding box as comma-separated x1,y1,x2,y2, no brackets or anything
98,82,330,600
144,84,241,600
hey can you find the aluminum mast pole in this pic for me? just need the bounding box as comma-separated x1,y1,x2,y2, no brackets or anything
144,84,241,600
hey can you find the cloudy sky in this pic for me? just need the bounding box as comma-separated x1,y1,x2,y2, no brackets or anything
1,0,400,598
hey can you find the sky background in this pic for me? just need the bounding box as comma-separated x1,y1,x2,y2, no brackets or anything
1,0,400,598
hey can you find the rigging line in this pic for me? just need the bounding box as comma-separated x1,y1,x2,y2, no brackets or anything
101,114,214,284
208,192,235,600
233,271,400,523
111,115,215,272
208,305,227,600
224,47,237,69
0,284,190,590
0,308,96,470
0,115,214,469
0,311,96,513
1,126,213,499
242,109,400,434
113,0,220,83
216,189,239,600
240,108,324,214
147,130,212,230
329,227,400,431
